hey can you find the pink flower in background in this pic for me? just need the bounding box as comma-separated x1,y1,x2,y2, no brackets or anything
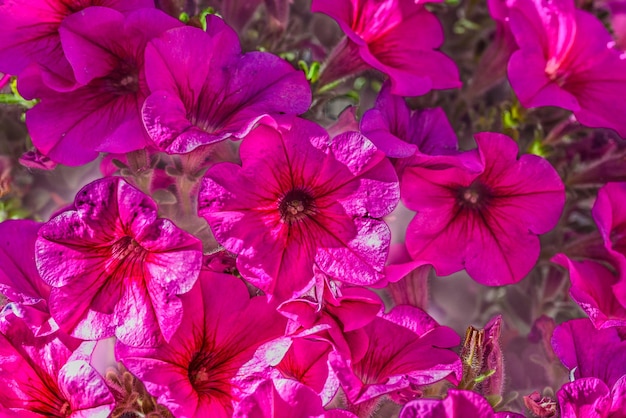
360,80,458,167
117,272,287,418
198,118,399,300
505,0,626,137
311,0,460,96
552,319,626,417
35,177,203,347
593,182,626,259
23,7,181,166
0,0,153,90
404,132,565,285
329,305,461,405
399,389,524,418
0,314,114,417
142,18,311,154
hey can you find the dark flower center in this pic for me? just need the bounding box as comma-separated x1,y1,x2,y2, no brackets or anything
278,188,316,224
456,180,492,210
102,60,140,95
188,350,232,398
111,236,143,261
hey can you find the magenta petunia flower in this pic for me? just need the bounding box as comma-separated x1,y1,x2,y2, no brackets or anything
328,305,461,405
557,376,626,418
198,117,399,300
142,18,311,154
505,0,626,137
35,176,203,347
0,313,114,417
593,182,626,260
0,220,57,336
116,272,287,418
360,80,458,170
311,0,460,96
0,0,153,90
399,389,524,418
403,132,565,285
23,7,182,166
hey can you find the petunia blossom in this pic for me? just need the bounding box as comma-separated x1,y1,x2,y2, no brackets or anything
116,272,287,418
0,312,114,417
23,7,182,166
403,132,565,285
399,389,524,418
198,117,399,300
142,18,311,154
0,0,153,90
328,305,462,405
557,376,626,418
360,80,458,171
35,176,203,347
311,0,460,96
505,0,626,137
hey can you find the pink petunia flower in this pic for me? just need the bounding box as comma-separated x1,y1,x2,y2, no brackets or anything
198,117,399,300
23,7,182,166
504,0,626,137
116,272,287,418
399,389,524,418
403,132,565,285
35,176,203,347
0,0,153,90
328,305,462,405
557,376,626,418
0,220,57,337
142,18,311,154
0,313,114,417
360,80,458,170
311,0,460,96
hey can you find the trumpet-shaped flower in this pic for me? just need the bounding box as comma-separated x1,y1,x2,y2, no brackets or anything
142,18,310,154
116,272,287,418
35,177,203,347
0,313,114,417
403,132,565,285
0,0,153,90
24,7,182,166
311,0,460,96
198,117,399,300
505,0,626,137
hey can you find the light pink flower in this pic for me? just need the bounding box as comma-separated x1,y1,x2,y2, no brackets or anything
116,272,287,418
198,117,399,300
505,0,626,137
404,132,565,285
0,313,114,417
311,0,460,96
35,176,203,347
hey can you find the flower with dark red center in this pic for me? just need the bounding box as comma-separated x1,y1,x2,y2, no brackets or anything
35,176,203,347
198,117,399,300
403,132,565,285
116,272,287,417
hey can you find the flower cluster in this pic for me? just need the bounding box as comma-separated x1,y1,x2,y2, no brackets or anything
0,0,623,416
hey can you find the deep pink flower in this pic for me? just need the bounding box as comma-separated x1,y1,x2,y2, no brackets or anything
399,389,524,418
505,0,626,137
404,132,565,285
23,7,182,166
116,272,287,418
198,117,399,300
0,0,153,90
593,182,626,260
142,19,311,154
311,0,460,96
329,305,461,404
360,80,458,174
552,319,626,387
35,176,203,347
557,376,626,418
0,313,114,417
